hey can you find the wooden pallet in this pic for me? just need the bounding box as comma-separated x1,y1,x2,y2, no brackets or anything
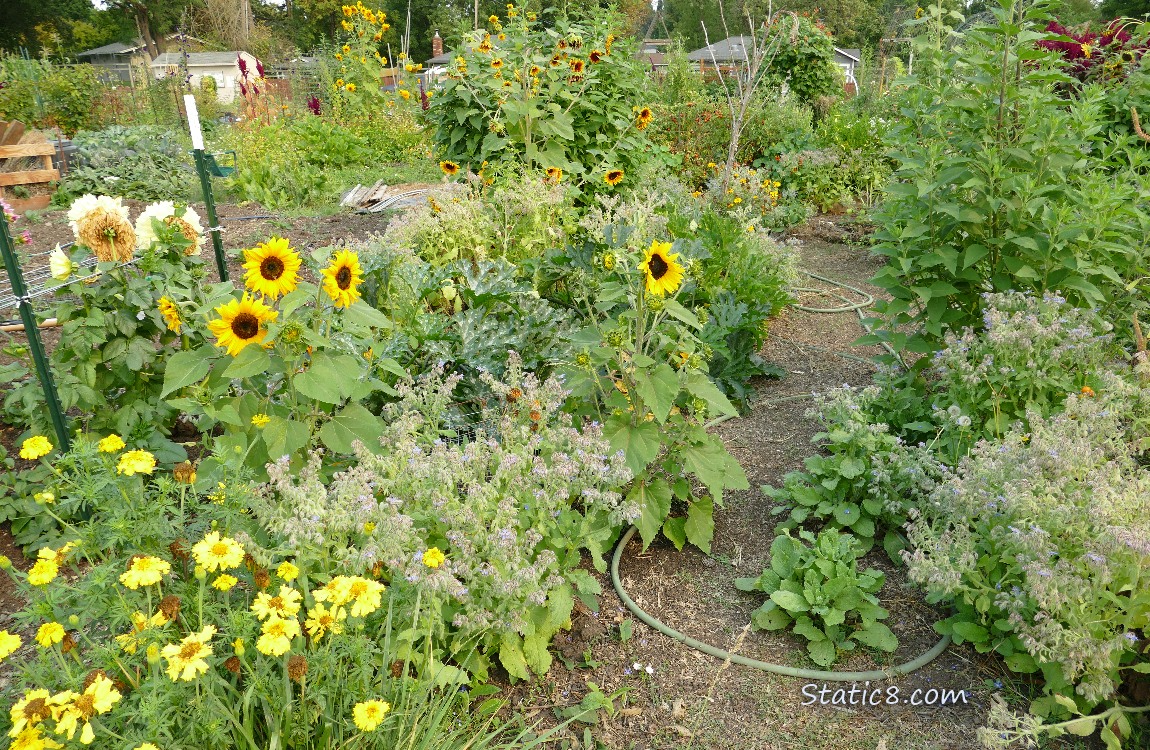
0,120,59,212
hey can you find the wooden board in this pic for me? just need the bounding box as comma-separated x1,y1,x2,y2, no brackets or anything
7,195,52,212
0,169,59,188
0,143,56,159
0,121,25,147
0,120,59,207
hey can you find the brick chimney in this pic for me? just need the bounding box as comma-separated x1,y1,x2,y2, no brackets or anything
432,30,443,58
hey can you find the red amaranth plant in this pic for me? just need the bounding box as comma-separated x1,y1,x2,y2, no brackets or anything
1037,19,1146,82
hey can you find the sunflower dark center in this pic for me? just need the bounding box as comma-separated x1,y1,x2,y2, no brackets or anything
648,254,669,280
231,312,260,340
336,265,353,290
260,256,285,281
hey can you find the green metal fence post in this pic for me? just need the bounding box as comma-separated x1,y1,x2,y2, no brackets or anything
0,210,70,452
184,93,228,282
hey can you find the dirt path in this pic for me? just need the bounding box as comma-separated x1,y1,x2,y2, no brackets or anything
508,235,1007,750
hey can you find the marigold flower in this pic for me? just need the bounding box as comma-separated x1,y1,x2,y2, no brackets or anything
19,436,52,460
251,585,303,620
36,622,65,648
256,615,300,656
422,547,446,569
212,574,238,592
161,626,215,681
173,461,196,485
117,450,156,476
27,559,58,587
352,699,390,732
276,561,299,582
0,630,23,660
52,674,121,744
304,602,347,641
97,434,125,453
191,532,245,572
120,555,171,590
9,688,52,736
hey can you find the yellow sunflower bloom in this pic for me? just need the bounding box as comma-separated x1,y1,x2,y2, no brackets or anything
439,160,460,176
191,532,245,572
353,699,391,732
35,622,65,648
642,241,685,297
242,236,301,300
604,169,624,187
256,615,300,656
19,436,52,460
207,294,278,357
320,250,364,309
119,555,170,590
161,625,215,681
116,450,156,476
635,106,653,129
97,434,125,453
545,166,563,182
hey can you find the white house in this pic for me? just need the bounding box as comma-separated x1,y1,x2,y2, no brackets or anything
150,51,262,104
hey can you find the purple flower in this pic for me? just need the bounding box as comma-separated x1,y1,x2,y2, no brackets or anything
307,96,322,115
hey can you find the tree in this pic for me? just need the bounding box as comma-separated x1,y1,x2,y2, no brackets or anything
0,0,92,54
104,0,195,57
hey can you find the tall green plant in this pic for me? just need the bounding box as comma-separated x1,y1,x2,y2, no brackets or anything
867,0,1150,354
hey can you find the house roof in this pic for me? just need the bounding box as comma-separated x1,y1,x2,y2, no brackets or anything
77,40,143,57
151,52,254,68
425,50,454,65
687,36,753,63
834,47,861,63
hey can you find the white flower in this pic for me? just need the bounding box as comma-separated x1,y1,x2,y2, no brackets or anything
49,245,73,281
645,664,654,674
632,661,642,670
956,415,972,428
67,194,129,236
134,201,206,255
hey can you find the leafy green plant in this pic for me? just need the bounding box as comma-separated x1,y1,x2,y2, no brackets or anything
0,55,103,136
764,15,843,108
736,528,898,667
56,125,193,203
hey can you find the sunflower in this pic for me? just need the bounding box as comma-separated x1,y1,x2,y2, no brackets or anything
157,296,182,334
242,237,301,300
491,57,504,69
642,241,685,297
476,37,493,54
161,625,215,682
319,249,365,310
569,58,585,74
353,700,391,732
439,160,459,176
635,106,653,129
191,531,245,572
589,49,603,63
604,169,625,187
119,555,170,590
545,166,563,183
207,294,277,356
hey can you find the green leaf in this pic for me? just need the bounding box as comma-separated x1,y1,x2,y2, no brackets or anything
498,633,530,681
770,590,811,613
294,352,362,404
853,622,898,652
661,298,701,328
632,363,680,423
683,372,737,417
342,301,393,329
262,416,310,459
317,402,384,454
684,496,714,553
222,345,273,379
662,517,686,550
751,602,792,630
161,348,213,398
952,621,989,644
606,417,662,475
630,478,672,549
838,457,865,479
807,638,837,666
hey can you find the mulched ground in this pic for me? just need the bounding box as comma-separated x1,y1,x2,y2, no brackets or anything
0,207,1096,750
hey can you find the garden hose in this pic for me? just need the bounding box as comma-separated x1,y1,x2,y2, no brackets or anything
610,525,952,681
608,272,948,679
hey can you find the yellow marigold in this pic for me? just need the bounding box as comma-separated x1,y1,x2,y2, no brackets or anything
116,450,156,476
304,602,347,641
36,622,65,648
352,699,390,732
399,89,411,100
0,630,22,659
276,561,299,582
256,615,300,656
135,744,161,750
97,434,125,453
27,559,58,587
191,531,245,572
251,585,303,621
52,674,121,744
422,547,446,569
19,436,52,460
161,625,215,681
9,688,52,736
119,555,171,590
212,574,238,592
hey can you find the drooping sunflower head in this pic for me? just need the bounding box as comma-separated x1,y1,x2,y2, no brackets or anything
242,237,301,300
321,250,364,309
207,294,278,356
635,106,653,130
604,169,625,187
158,296,182,334
545,166,563,183
589,49,603,63
642,241,685,297
491,58,504,69
569,58,585,74
440,160,459,176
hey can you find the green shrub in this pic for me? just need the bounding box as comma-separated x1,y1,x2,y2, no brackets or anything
0,56,103,136
57,125,192,203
